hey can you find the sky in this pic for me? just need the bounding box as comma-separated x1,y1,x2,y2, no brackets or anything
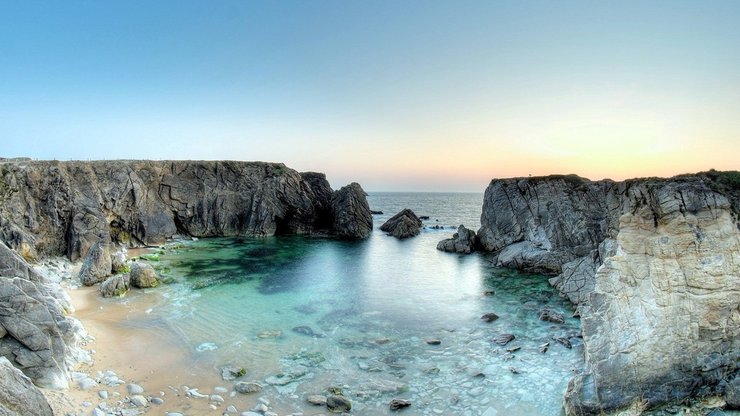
1,1,739,191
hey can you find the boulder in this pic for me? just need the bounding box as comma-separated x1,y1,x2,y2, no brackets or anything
0,356,53,416
99,274,130,298
331,183,373,239
436,224,477,253
130,262,158,288
110,247,128,274
380,209,422,239
79,241,112,286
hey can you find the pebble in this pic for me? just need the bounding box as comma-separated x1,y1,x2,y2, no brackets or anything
226,405,238,413
98,390,108,399
240,412,261,416
166,413,185,416
130,395,148,407
234,381,263,394
253,403,269,413
210,394,225,403
151,397,164,405
92,408,105,416
78,378,98,390
186,388,208,398
425,339,442,345
127,383,144,395
214,386,229,394
82,401,92,407
307,394,327,405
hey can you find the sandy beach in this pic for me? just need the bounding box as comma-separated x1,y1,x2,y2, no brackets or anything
38,256,290,416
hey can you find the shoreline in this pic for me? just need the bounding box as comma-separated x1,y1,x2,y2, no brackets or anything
35,255,290,416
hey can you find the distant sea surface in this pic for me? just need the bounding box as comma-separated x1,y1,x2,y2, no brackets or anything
137,192,582,415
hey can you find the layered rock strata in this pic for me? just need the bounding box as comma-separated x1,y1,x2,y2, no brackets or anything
0,356,53,416
0,160,373,263
477,172,740,414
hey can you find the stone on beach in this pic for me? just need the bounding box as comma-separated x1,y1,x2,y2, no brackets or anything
79,241,113,286
129,262,159,288
99,274,130,297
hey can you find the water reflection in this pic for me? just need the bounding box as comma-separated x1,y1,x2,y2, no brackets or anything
147,230,581,415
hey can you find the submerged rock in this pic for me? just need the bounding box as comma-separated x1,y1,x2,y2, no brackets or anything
436,224,477,254
326,394,352,413
389,398,412,411
538,308,565,324
306,394,327,406
380,209,422,239
492,334,515,346
481,312,499,322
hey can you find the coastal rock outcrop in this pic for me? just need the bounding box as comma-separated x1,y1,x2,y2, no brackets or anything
380,209,422,239
436,224,477,253
478,172,740,414
0,160,372,262
0,242,82,389
0,159,373,391
331,182,373,239
0,356,53,416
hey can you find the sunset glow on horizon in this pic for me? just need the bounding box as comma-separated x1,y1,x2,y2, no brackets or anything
1,1,738,191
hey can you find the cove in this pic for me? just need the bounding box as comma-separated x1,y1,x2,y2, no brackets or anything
136,220,583,414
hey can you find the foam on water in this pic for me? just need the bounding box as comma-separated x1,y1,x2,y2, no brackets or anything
138,193,582,415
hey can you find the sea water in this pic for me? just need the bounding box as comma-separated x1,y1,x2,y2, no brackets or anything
146,193,583,415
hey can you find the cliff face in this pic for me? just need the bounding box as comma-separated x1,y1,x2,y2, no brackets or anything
478,172,740,414
0,159,372,390
0,160,372,262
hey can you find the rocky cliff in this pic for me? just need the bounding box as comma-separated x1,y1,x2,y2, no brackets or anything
478,171,740,414
0,159,372,394
0,160,373,263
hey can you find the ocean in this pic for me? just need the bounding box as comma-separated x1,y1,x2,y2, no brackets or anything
134,192,582,415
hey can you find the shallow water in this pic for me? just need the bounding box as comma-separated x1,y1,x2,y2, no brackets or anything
138,193,582,415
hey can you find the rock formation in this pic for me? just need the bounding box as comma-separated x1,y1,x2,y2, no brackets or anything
477,171,740,414
0,161,373,263
380,209,422,239
78,241,113,286
437,224,477,253
0,356,53,416
331,182,373,239
129,262,158,288
0,243,82,390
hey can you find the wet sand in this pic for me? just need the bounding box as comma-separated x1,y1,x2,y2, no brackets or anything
52,282,268,415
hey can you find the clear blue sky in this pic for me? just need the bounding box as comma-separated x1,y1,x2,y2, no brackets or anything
1,1,739,191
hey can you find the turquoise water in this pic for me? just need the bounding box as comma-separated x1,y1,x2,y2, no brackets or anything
148,193,583,415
